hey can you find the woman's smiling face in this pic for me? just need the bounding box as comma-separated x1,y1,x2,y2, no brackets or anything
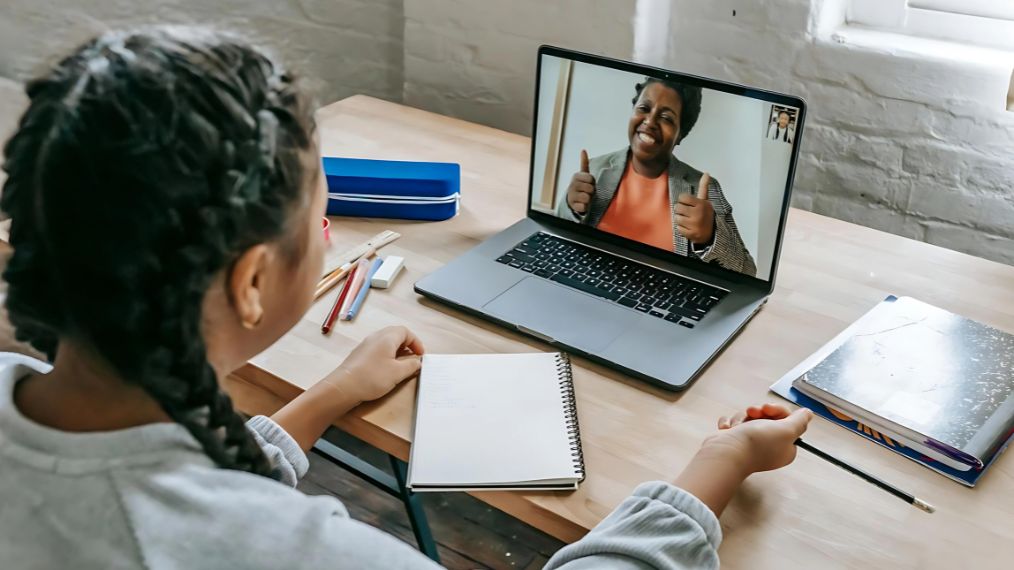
628,82,683,166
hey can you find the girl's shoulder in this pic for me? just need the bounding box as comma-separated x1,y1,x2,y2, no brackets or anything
121,462,440,568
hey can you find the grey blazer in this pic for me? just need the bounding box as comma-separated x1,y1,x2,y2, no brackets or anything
556,148,757,277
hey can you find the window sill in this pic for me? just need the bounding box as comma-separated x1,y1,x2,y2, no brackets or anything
825,25,1014,110
827,25,1013,70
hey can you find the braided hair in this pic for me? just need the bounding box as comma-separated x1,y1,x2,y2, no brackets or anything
0,27,316,478
632,77,702,143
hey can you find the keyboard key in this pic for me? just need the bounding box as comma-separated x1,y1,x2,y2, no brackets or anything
511,253,534,264
496,255,513,264
534,268,552,277
521,266,535,273
550,274,621,301
679,320,695,329
649,310,665,318
635,303,651,313
560,269,574,277
666,305,697,319
618,297,638,308
663,313,681,323
509,260,523,268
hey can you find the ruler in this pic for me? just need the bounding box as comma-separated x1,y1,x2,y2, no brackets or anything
315,229,401,299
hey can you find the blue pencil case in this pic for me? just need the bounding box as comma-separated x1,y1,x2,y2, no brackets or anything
322,157,460,221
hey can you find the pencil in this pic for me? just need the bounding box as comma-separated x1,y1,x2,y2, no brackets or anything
321,263,358,334
320,261,352,288
314,264,352,300
345,258,385,321
338,258,371,320
314,247,376,300
795,439,935,513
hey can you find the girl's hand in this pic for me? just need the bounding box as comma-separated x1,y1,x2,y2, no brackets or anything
271,326,424,452
702,403,813,476
326,326,425,404
673,403,812,517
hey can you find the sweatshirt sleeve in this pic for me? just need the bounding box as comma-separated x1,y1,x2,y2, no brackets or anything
543,481,722,570
245,415,309,487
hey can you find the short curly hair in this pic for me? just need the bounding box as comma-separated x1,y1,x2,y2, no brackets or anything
632,77,702,143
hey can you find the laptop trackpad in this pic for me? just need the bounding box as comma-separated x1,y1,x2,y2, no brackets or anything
483,277,637,352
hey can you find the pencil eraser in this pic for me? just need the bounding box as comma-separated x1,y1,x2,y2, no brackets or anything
371,256,404,289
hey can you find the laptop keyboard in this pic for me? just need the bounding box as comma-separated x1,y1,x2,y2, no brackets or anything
495,232,728,328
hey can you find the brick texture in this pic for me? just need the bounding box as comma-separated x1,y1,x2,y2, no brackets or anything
662,0,1014,265
0,0,404,106
402,0,636,134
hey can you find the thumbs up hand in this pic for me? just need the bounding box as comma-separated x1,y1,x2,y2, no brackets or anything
675,173,716,245
566,149,596,215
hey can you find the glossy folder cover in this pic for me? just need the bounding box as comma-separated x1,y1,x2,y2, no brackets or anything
322,157,460,221
771,296,1014,487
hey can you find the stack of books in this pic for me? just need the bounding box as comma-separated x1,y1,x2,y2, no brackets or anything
772,296,1014,486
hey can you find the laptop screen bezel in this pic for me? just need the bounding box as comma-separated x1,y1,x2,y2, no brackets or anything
525,45,807,293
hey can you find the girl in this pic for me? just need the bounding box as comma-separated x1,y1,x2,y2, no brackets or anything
0,27,811,569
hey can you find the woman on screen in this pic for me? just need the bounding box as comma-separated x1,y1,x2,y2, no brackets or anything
556,78,757,277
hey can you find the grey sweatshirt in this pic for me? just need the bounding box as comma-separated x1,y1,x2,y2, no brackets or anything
0,352,721,569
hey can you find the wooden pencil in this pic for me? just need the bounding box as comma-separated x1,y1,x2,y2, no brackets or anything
314,247,375,300
795,439,935,513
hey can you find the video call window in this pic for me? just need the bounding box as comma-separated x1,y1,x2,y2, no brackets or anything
530,56,799,282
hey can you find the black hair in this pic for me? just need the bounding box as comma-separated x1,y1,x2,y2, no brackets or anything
632,77,702,143
0,27,316,478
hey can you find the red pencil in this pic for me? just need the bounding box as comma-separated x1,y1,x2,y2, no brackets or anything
321,264,358,334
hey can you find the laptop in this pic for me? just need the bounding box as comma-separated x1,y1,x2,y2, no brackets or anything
415,46,806,390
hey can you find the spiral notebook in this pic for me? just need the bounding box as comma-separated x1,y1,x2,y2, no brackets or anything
407,352,585,491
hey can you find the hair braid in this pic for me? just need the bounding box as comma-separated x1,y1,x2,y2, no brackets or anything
1,27,315,478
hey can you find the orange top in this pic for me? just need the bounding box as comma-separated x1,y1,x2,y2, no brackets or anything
597,161,673,251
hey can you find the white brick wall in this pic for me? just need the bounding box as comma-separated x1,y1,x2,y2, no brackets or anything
660,0,1014,265
402,0,636,134
0,0,404,105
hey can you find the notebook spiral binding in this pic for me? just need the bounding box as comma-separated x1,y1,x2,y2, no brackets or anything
555,353,586,481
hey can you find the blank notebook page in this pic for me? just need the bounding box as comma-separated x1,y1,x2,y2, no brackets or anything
409,353,578,486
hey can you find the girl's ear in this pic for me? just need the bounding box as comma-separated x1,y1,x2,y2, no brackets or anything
228,244,272,329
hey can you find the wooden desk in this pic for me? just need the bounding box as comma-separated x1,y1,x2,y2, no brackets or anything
226,95,1014,569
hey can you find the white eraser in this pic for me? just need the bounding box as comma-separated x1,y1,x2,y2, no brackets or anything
371,256,404,289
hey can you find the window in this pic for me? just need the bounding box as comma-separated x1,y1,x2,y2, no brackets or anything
848,0,1014,51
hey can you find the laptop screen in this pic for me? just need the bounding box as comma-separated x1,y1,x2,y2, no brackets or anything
528,50,803,282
